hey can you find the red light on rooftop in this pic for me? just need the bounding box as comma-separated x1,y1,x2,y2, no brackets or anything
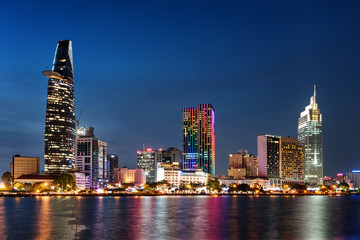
146,148,152,152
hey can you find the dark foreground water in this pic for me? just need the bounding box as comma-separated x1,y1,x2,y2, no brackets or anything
0,195,359,240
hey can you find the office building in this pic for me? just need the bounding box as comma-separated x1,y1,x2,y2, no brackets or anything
298,85,323,185
107,154,119,182
280,137,305,184
160,147,182,164
75,127,108,189
348,170,360,188
137,148,157,183
228,150,258,179
11,155,40,179
182,103,215,177
257,134,280,181
43,40,76,174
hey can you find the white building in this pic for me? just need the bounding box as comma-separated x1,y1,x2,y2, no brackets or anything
75,127,108,189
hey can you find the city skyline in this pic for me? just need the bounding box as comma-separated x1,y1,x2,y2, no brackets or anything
1,1,360,177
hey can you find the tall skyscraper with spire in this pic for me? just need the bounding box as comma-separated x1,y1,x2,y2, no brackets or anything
182,103,215,177
43,40,76,174
298,85,323,185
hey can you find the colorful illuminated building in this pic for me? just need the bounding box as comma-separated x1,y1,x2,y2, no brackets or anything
43,40,76,174
182,103,215,177
298,85,323,185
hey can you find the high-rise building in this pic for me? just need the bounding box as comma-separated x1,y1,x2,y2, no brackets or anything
107,154,119,182
160,147,182,164
43,40,76,174
280,137,305,184
75,127,108,189
298,85,323,185
257,134,280,179
11,155,40,179
137,148,157,183
182,103,215,177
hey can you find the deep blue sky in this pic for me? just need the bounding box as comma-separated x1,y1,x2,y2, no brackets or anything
1,1,359,177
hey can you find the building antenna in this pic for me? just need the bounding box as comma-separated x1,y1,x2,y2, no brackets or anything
143,144,145,152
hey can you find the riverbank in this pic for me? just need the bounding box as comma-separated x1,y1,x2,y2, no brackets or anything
0,192,359,197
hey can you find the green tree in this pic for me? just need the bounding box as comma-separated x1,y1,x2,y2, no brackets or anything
338,182,349,191
206,178,221,192
237,184,250,192
1,171,13,188
54,173,76,191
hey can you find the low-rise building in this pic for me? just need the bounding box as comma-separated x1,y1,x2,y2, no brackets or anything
115,167,146,186
15,174,55,185
219,177,269,189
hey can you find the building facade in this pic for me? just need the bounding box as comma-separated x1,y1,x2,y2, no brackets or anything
182,103,215,177
75,127,108,189
228,150,258,179
11,155,40,179
107,154,119,182
298,85,323,185
137,148,157,183
257,134,280,180
348,170,360,188
280,137,305,184
43,40,76,174
115,167,146,186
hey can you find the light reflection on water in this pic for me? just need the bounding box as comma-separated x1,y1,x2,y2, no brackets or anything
0,196,359,239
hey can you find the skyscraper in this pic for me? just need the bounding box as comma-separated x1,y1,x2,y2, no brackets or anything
298,85,323,185
107,154,119,182
280,137,305,185
257,134,280,181
137,148,157,183
182,103,215,177
43,40,76,174
75,127,108,189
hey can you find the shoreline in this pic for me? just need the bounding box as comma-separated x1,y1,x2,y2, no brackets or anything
0,192,358,197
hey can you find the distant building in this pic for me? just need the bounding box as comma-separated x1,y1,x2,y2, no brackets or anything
75,127,108,189
280,137,305,184
182,103,215,177
158,147,182,164
163,169,210,187
228,150,258,179
15,174,55,185
43,40,76,174
107,154,119,182
348,170,360,188
116,167,146,186
298,85,323,185
219,177,269,190
257,134,280,186
336,173,344,183
69,171,86,190
258,134,305,186
137,148,157,183
11,155,40,179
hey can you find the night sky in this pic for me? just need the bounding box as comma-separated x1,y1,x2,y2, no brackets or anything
1,1,359,177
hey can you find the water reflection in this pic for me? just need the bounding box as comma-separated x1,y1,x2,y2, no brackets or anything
0,196,359,239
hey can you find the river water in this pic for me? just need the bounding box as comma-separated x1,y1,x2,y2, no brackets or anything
0,195,359,239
